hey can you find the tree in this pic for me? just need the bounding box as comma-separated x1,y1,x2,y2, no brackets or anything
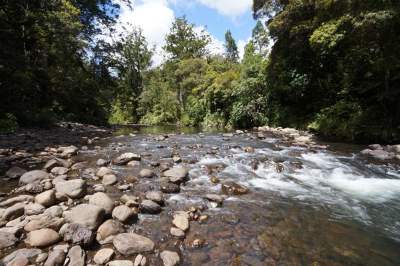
224,30,239,62
252,21,269,56
164,17,211,60
109,28,153,124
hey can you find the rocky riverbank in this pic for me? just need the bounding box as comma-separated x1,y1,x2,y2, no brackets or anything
0,124,400,265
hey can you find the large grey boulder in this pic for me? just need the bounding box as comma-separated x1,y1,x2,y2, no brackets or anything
6,166,27,179
62,223,94,247
35,189,56,207
163,168,189,184
55,179,86,199
113,233,155,255
66,245,85,266
65,204,104,230
140,200,161,214
88,192,114,214
20,170,49,185
0,231,18,249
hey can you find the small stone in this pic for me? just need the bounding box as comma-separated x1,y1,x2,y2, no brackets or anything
163,168,189,184
44,249,66,266
170,227,185,238
51,167,69,176
113,153,141,165
160,250,180,266
93,248,114,265
25,229,60,247
139,169,155,178
96,219,125,244
6,166,27,179
66,245,85,266
113,233,155,255
140,200,161,214
204,194,224,206
63,223,94,246
145,191,164,204
221,181,249,195
96,159,110,167
20,170,49,184
133,254,147,266
96,167,114,177
112,205,136,223
102,174,117,186
172,212,189,231
35,189,56,207
160,183,180,194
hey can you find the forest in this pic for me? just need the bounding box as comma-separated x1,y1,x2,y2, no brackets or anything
1,0,400,143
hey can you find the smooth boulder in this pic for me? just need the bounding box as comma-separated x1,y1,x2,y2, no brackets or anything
113,233,155,255
20,170,49,185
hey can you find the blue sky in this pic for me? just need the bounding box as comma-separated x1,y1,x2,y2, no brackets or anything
115,0,256,65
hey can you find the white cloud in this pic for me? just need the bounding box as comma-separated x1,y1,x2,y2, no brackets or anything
197,0,252,17
237,38,251,59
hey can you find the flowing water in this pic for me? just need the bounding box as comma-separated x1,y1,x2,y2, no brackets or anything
3,126,400,265
77,126,400,265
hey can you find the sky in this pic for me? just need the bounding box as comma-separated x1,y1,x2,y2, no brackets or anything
114,0,256,65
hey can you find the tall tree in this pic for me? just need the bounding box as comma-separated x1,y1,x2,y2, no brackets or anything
224,30,239,62
164,17,211,60
109,28,153,124
251,21,269,56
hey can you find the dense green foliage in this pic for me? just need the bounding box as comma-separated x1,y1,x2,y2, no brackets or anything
137,17,269,129
253,0,400,142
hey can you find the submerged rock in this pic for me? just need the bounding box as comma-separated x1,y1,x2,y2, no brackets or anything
160,183,180,193
6,166,27,179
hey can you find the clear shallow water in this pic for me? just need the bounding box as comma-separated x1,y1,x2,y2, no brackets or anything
95,127,400,265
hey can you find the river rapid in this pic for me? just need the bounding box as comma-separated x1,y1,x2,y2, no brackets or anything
1,125,400,265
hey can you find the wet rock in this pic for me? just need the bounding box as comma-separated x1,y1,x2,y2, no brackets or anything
58,145,78,158
25,228,60,247
127,160,141,167
88,192,114,214
160,183,180,193
65,204,105,230
3,203,25,221
25,203,45,216
25,183,44,193
1,248,42,265
0,195,34,207
35,189,56,207
6,166,27,179
112,205,136,223
170,227,185,238
145,191,164,204
360,149,395,160
94,248,114,265
172,211,189,231
113,233,155,255
96,167,114,178
204,194,224,206
140,200,161,214
96,159,110,167
102,174,118,186
51,167,69,176
113,153,141,165
134,254,147,266
163,167,189,184
108,261,133,266
55,179,86,199
139,169,155,178
24,214,64,232
96,219,125,244
210,176,220,184
19,170,49,184
44,158,72,172
63,223,94,246
44,249,66,266
0,231,18,249
66,245,85,266
172,156,182,163
191,238,206,248
160,250,180,266
120,195,140,206
221,181,249,195
125,175,139,183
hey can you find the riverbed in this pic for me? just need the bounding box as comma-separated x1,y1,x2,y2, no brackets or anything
1,125,400,265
